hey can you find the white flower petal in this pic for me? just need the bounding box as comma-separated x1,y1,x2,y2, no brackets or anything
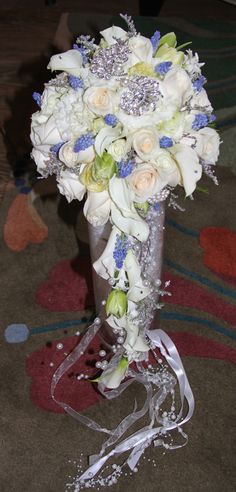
123,322,149,353
125,250,151,302
109,177,149,241
57,169,86,202
99,359,128,389
93,225,119,280
100,26,127,45
47,49,83,75
95,126,121,156
171,144,202,196
83,190,111,226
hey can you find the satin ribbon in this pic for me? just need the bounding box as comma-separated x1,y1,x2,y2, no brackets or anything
51,324,194,491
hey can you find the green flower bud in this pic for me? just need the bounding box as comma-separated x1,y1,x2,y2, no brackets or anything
93,152,117,181
92,117,106,134
80,163,107,192
128,62,157,78
134,201,149,215
105,289,127,318
155,46,184,65
159,32,177,49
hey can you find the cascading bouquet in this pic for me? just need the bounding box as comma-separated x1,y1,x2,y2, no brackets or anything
31,14,220,491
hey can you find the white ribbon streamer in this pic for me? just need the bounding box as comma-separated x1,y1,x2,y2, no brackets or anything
51,323,194,491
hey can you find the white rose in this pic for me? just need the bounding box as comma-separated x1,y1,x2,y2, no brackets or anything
47,49,83,76
180,127,220,164
84,86,117,116
131,127,160,161
57,169,86,202
107,138,128,161
31,147,50,175
83,190,111,226
100,26,127,45
155,150,180,187
129,162,165,201
31,114,62,147
190,88,212,112
59,140,95,167
128,35,153,66
196,127,220,164
161,66,193,108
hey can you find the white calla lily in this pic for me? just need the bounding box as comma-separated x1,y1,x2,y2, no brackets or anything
125,250,151,302
83,190,111,226
123,322,149,353
95,126,121,156
109,177,149,241
93,225,119,280
100,26,128,45
171,144,202,196
47,49,83,75
99,357,129,389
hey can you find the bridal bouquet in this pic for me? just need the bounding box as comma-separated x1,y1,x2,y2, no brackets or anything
31,15,219,489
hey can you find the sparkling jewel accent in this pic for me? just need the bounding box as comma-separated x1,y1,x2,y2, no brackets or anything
90,39,130,80
120,76,160,116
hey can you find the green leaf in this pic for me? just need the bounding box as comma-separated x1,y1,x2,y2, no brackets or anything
196,186,209,194
176,41,192,51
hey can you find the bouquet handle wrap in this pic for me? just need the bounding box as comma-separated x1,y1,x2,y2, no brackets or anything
88,221,112,312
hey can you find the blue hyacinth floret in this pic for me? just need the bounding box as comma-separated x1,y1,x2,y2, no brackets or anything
192,113,209,130
32,92,42,107
193,75,206,92
74,133,95,152
68,75,84,90
150,30,160,52
117,159,134,178
113,234,130,269
50,142,64,154
104,114,118,127
159,136,173,148
155,61,172,76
